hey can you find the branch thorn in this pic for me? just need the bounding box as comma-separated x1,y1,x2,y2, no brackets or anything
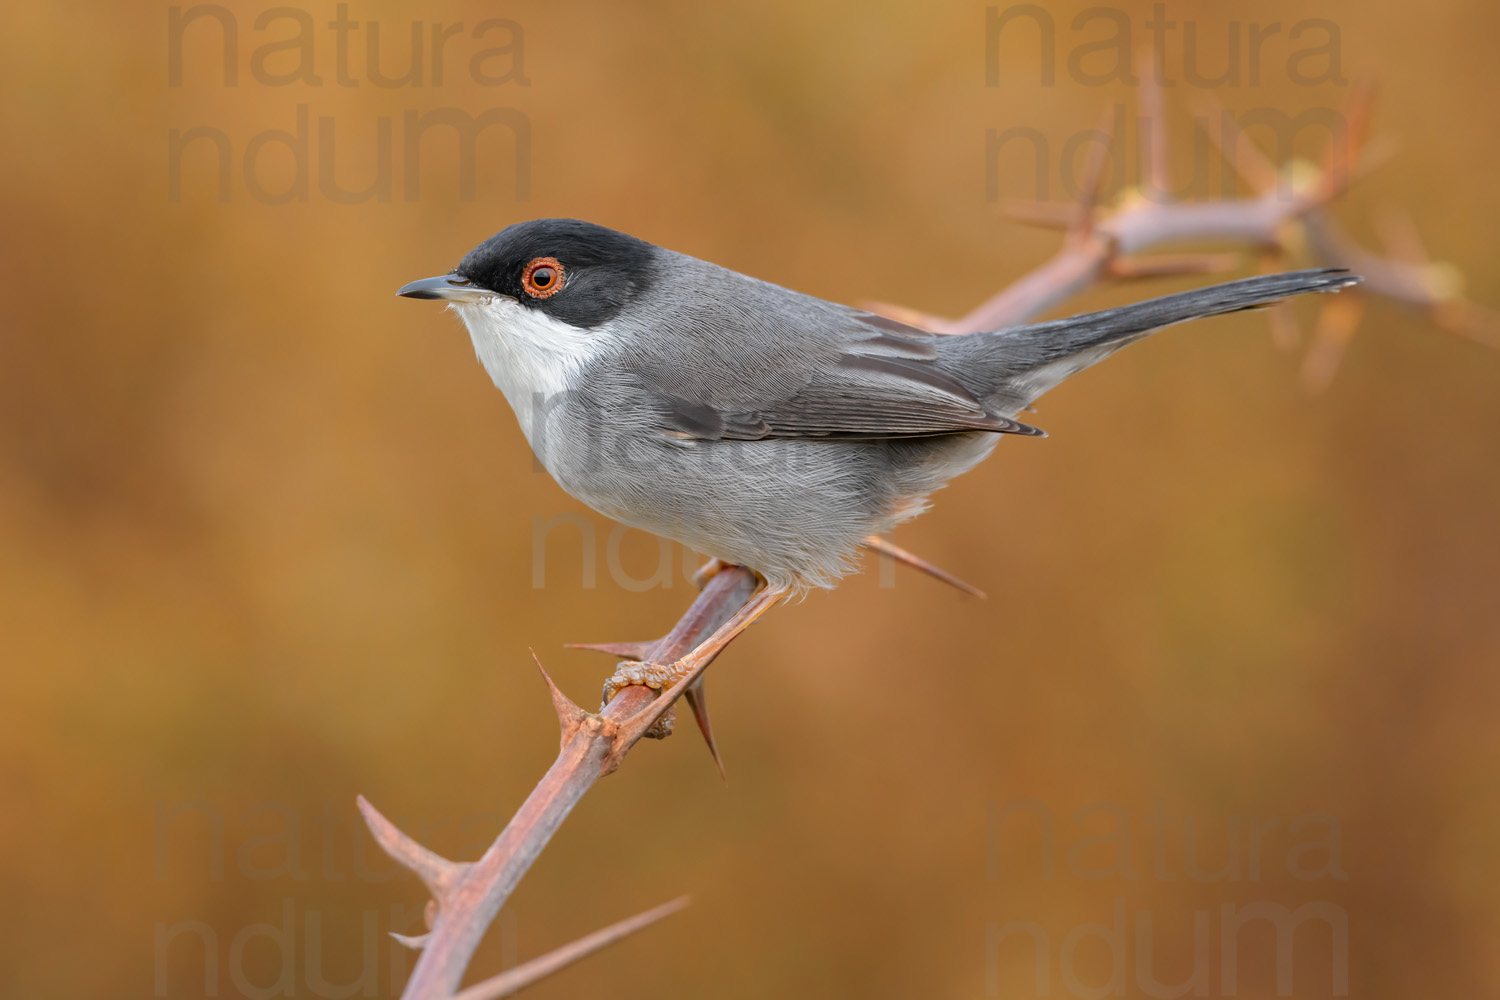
566,640,659,661
1068,105,1116,245
451,896,693,1000
1300,290,1366,393
862,535,986,598
356,795,468,902
391,931,432,951
683,678,727,782
531,648,589,743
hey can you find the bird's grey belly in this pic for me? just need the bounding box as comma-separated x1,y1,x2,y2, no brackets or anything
530,401,999,589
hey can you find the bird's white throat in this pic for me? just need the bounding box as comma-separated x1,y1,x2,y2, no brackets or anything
450,297,607,452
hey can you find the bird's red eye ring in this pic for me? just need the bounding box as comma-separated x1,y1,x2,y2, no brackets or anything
521,257,565,299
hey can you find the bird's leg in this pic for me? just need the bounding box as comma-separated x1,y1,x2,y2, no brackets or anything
569,559,742,771
601,581,788,739
692,557,728,590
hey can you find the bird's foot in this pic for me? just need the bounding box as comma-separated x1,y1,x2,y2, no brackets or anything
601,660,690,739
596,578,788,751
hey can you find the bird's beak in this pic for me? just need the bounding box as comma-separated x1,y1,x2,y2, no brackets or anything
396,275,493,302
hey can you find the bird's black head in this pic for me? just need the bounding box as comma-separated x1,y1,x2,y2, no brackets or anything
450,218,659,329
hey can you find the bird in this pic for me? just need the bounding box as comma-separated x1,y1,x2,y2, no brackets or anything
398,217,1358,728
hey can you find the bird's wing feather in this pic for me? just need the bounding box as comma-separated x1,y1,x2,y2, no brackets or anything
630,308,1042,441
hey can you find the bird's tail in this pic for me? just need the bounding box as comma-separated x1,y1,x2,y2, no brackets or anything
957,269,1359,416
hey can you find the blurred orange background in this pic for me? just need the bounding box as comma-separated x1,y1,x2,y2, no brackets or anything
2,0,1498,997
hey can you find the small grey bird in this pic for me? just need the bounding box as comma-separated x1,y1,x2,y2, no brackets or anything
399,218,1357,706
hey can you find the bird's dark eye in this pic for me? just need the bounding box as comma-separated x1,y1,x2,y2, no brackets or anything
521,257,565,299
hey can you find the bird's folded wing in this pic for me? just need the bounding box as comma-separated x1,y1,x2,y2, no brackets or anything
644,318,1044,441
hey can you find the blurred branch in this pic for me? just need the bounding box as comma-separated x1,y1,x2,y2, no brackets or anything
360,567,757,1000
877,76,1497,387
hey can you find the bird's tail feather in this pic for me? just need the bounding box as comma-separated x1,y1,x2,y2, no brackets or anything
968,269,1360,416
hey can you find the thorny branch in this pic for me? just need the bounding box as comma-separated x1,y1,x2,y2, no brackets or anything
870,80,1498,390
357,76,1495,1000
360,567,758,1000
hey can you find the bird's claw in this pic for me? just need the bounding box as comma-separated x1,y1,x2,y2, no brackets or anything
601,660,686,739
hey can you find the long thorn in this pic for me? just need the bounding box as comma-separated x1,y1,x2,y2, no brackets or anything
1299,78,1382,210
566,640,659,661
1070,105,1116,244
1191,93,1278,195
683,679,726,782
530,649,588,743
451,896,693,1000
1300,291,1365,393
1136,44,1169,200
862,536,986,598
